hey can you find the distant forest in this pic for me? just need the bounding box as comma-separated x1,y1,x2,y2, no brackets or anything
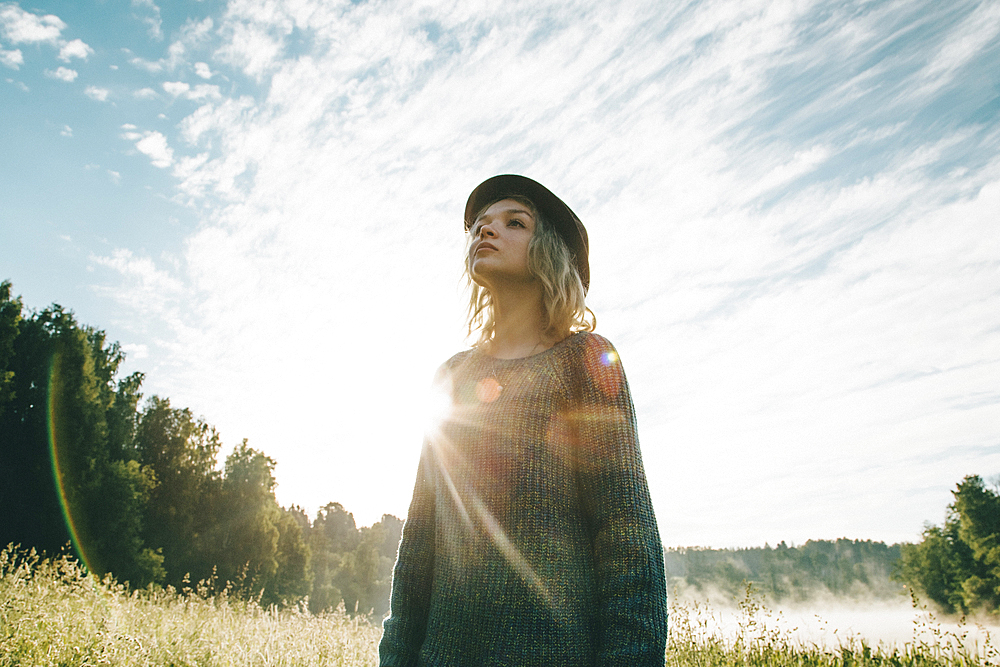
2,279,998,617
665,539,904,602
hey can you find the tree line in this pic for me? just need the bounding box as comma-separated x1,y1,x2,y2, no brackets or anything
664,477,1000,617
665,538,905,601
0,280,401,615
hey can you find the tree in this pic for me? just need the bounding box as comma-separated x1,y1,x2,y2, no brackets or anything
210,441,282,600
134,396,223,586
0,280,21,418
0,300,162,586
897,475,1000,614
273,507,311,605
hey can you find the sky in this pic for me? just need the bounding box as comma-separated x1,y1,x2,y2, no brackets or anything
1,0,998,549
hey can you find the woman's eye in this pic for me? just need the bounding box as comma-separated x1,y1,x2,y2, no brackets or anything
509,219,524,227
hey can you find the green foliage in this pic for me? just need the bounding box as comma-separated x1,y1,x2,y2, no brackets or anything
0,297,164,587
897,475,1000,615
304,505,402,616
0,280,399,615
666,539,904,602
0,280,22,418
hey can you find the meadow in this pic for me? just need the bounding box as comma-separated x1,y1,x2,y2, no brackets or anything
2,546,996,667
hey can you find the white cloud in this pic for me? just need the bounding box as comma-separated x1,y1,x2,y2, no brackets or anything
181,16,213,43
127,17,211,74
91,247,185,314
214,21,285,79
162,80,189,96
128,40,185,73
920,2,1000,89
59,124,71,136
163,79,221,100
0,44,21,68
133,130,174,168
96,0,1000,545
107,169,121,184
58,37,93,61
0,3,65,43
84,85,109,101
44,66,76,81
5,76,27,91
131,0,163,40
133,86,158,99
194,61,212,79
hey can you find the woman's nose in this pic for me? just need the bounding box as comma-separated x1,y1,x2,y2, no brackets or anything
479,223,497,238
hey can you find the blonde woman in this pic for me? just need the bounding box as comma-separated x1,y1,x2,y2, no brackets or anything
379,175,667,666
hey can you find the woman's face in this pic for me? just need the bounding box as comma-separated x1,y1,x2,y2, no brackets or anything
468,198,536,289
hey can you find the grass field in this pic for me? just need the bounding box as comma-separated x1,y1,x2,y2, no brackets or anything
1,546,996,666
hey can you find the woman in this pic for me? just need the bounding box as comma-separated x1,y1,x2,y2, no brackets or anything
379,175,667,667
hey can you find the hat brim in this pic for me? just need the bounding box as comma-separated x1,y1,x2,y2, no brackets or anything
465,174,589,292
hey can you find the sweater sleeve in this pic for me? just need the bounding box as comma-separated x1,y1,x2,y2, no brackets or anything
572,335,668,667
378,442,436,667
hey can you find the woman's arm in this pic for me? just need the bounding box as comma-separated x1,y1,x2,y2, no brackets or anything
378,443,436,667
573,335,668,667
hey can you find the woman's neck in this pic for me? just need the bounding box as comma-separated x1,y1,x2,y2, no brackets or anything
486,282,557,359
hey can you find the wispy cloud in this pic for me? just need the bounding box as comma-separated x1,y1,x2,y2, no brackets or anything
917,1,1000,94
128,41,185,73
131,0,163,41
96,0,1000,541
59,124,71,137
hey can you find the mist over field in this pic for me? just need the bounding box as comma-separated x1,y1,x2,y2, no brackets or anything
670,584,999,653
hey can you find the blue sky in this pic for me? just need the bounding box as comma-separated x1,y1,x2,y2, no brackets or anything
2,0,999,547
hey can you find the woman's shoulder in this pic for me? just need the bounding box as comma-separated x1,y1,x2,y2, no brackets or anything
560,330,619,359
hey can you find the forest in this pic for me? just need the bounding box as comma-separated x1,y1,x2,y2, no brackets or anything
664,538,904,601
2,277,999,618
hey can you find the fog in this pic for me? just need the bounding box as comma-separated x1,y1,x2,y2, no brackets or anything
671,588,998,656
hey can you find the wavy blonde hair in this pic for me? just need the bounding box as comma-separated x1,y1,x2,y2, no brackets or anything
465,196,596,346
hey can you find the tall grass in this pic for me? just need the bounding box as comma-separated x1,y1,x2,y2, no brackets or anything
0,546,379,666
2,545,996,666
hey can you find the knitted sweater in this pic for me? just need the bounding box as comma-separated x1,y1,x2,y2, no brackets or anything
379,332,667,667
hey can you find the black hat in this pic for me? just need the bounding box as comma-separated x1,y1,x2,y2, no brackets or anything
465,174,590,293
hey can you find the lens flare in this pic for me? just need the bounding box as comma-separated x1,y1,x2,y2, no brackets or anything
475,377,503,403
47,351,93,573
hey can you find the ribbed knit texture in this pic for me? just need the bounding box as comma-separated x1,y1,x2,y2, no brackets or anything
379,332,667,667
